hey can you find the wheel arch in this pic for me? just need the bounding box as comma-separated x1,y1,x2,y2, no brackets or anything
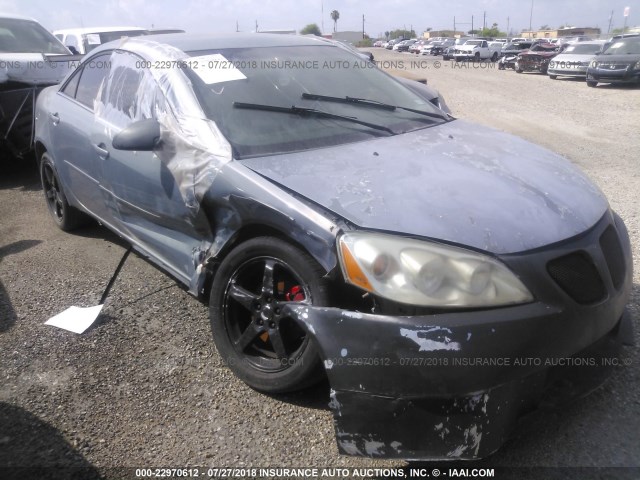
201,222,339,301
34,141,48,166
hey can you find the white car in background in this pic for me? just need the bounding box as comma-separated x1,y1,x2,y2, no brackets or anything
547,41,606,79
53,26,148,54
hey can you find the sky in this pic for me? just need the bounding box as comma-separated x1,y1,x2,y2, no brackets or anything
1,0,637,37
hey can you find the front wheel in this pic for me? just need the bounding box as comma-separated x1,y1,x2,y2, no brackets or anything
549,75,557,80
587,80,597,87
491,52,498,62
515,62,523,73
209,237,330,393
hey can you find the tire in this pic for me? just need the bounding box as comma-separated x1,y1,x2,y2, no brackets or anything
587,80,597,87
491,52,498,62
209,237,330,393
515,62,523,73
549,75,557,80
474,52,480,62
40,153,89,231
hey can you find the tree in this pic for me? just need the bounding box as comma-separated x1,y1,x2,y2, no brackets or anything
300,23,321,35
389,28,415,39
384,30,390,40
540,24,550,30
331,10,340,33
479,25,507,38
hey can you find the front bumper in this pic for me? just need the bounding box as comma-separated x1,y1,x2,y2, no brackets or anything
517,59,550,72
547,65,588,77
587,66,640,84
285,211,633,460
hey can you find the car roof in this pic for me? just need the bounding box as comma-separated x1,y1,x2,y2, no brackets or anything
54,26,147,35
94,32,333,55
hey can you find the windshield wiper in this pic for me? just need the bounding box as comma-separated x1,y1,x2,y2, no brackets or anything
233,102,395,135
301,92,452,122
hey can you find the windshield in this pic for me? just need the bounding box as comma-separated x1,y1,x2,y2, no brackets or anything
603,38,640,55
0,18,69,54
563,43,603,55
186,45,447,158
465,40,482,46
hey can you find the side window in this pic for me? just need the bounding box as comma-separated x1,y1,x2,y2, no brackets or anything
61,68,81,98
96,50,167,129
75,54,111,109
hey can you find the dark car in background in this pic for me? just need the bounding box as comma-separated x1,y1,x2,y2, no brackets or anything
586,36,640,87
497,42,533,70
515,42,560,74
430,38,454,56
34,33,632,461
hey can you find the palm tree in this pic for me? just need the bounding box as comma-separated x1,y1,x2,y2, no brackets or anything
330,10,340,33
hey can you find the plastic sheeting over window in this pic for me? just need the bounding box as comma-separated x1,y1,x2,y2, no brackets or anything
94,38,233,212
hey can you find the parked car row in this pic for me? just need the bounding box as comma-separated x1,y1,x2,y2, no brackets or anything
498,35,640,88
375,33,640,88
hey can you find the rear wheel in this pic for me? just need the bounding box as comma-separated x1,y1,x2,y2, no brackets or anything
209,237,329,393
491,52,498,62
549,75,557,80
40,153,89,231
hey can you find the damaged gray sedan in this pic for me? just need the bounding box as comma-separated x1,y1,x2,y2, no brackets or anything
34,34,633,460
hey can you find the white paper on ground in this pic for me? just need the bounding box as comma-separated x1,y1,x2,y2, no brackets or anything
45,305,104,334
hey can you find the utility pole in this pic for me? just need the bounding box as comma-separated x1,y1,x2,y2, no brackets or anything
607,10,613,34
236,20,239,32
507,16,510,37
529,0,534,32
363,15,365,39
623,6,630,33
321,0,324,34
255,20,258,33
483,11,486,31
454,16,456,35
471,15,474,36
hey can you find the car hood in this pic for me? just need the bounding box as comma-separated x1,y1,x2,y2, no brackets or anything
597,54,640,64
0,53,75,85
520,50,557,57
241,120,608,255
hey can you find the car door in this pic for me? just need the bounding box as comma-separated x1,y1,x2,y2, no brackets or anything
47,52,112,219
93,50,207,285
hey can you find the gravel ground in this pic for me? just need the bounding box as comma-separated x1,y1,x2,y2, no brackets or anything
1,48,639,479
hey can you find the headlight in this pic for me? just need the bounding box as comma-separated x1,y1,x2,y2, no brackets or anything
590,60,598,68
549,61,555,68
338,232,533,308
635,60,640,70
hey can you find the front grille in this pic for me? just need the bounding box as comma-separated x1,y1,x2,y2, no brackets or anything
600,226,626,290
547,252,606,304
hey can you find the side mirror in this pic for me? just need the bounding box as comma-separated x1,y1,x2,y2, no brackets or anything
112,119,161,151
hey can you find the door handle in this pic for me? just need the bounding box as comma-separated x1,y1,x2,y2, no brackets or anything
92,143,109,159
49,112,60,126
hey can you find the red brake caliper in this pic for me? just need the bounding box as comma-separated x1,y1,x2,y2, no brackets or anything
285,285,306,302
